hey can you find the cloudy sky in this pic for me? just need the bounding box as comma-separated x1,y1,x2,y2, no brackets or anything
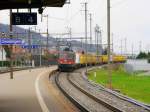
0,0,150,54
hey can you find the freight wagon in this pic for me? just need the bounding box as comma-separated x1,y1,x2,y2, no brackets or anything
58,50,126,71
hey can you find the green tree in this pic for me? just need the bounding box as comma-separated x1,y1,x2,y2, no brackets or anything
136,52,147,59
3,45,11,58
147,52,150,58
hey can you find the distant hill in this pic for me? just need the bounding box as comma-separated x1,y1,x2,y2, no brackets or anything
0,23,103,54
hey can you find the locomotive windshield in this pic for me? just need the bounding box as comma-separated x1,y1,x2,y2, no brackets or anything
59,46,72,51
59,52,75,60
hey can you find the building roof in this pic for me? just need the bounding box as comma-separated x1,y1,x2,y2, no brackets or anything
0,0,66,10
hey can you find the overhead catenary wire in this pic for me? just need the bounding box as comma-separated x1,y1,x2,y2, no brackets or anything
111,0,129,8
48,16,66,21
66,4,85,24
64,3,86,35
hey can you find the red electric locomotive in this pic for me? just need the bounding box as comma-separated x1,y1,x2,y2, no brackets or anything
58,46,76,71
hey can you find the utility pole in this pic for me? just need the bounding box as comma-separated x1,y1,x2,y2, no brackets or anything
95,25,100,55
81,38,83,48
2,46,3,67
139,41,142,53
39,29,42,67
95,25,101,63
69,27,72,41
28,27,32,67
1,32,4,68
125,38,127,55
10,9,13,79
100,29,102,54
42,15,49,51
111,33,113,54
46,15,49,51
41,14,49,66
95,26,97,50
89,13,92,48
107,0,112,89
132,43,134,59
120,39,123,55
97,26,98,55
83,2,88,74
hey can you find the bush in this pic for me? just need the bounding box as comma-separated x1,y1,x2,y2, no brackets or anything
136,52,147,59
0,61,10,67
0,61,21,67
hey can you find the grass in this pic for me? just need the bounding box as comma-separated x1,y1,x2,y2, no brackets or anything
88,66,150,104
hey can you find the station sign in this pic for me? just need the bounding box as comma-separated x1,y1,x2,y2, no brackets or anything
0,38,22,45
12,13,37,25
21,45,40,49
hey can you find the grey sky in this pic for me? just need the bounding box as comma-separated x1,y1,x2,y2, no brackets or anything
0,0,150,54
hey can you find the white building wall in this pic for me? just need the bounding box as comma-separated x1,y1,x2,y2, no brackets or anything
0,47,6,61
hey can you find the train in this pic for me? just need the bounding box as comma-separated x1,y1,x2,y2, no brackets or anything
58,48,127,71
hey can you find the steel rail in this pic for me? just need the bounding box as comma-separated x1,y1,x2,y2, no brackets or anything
55,72,89,112
88,78,150,111
82,67,150,111
55,71,123,112
67,73,123,112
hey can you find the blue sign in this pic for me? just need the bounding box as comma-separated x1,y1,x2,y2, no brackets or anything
12,13,37,25
0,38,22,45
21,45,40,49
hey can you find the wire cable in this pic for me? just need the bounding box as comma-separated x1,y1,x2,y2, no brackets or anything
111,0,129,8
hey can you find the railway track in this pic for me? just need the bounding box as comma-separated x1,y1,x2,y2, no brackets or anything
55,72,122,112
55,69,150,112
